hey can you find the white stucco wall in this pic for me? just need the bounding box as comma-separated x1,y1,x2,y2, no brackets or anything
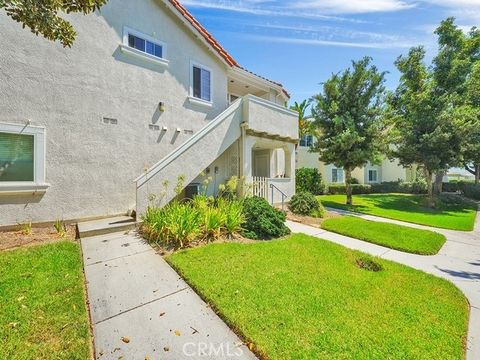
0,0,230,225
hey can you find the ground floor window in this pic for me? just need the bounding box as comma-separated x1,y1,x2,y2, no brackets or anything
332,168,344,183
0,122,46,187
368,169,378,183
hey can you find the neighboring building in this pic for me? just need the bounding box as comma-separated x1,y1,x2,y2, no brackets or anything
297,136,414,184
0,0,298,226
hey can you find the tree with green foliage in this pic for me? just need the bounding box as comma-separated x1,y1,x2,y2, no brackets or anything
311,57,387,205
1,0,107,47
290,99,312,138
389,18,479,204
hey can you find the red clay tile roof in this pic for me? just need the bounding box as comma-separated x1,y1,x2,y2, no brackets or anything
168,0,290,98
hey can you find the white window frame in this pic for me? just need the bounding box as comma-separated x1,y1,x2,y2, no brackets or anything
332,167,344,183
368,169,378,183
300,135,314,148
120,26,169,67
0,122,49,194
189,60,213,107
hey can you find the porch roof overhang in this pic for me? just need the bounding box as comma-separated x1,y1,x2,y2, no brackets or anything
244,127,298,145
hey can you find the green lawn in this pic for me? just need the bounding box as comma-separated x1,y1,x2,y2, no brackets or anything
322,216,447,255
168,235,468,360
0,241,91,360
320,193,477,231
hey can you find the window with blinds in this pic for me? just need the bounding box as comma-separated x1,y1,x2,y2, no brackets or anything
192,65,211,102
0,132,35,182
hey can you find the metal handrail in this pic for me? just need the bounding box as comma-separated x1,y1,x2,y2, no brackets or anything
270,183,288,211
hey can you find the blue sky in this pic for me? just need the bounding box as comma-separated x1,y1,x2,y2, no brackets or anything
182,0,480,103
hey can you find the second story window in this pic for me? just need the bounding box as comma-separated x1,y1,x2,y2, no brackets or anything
192,63,212,102
300,135,313,147
122,27,167,65
128,34,163,58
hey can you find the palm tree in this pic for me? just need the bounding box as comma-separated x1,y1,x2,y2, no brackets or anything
290,100,312,138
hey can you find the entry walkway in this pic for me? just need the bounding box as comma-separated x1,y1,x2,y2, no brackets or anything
81,231,256,359
287,210,480,360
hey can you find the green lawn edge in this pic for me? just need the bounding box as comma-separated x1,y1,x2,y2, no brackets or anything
321,216,447,255
167,235,469,360
319,194,477,231
0,241,92,360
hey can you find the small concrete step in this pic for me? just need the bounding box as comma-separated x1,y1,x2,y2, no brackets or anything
77,216,137,238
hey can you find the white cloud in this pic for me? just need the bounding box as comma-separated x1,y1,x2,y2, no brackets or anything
241,34,415,49
292,0,414,14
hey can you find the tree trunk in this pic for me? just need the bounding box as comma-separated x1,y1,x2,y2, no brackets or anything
426,170,435,208
476,165,480,185
345,169,353,205
434,170,445,195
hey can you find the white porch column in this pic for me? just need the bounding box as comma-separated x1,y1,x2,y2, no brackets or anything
284,143,296,198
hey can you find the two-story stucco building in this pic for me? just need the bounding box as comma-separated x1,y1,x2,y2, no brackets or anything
297,135,415,185
0,0,298,227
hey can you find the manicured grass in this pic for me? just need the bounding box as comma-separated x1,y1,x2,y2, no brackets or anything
168,235,468,360
322,216,447,255
0,241,91,360
320,193,477,231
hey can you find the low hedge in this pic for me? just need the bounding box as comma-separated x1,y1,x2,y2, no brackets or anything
328,181,428,195
443,181,480,200
328,184,372,195
370,181,428,194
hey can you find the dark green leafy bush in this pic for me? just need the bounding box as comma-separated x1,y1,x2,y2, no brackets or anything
296,168,325,195
289,192,325,217
242,197,290,240
443,181,480,200
328,184,372,195
370,180,428,194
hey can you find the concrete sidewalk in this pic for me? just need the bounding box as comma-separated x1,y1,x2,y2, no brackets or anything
81,231,256,360
287,211,480,360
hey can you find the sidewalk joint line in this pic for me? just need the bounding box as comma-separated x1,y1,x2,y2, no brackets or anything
94,287,189,325
86,248,154,267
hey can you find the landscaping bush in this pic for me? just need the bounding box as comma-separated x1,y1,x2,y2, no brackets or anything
370,180,428,194
296,167,325,195
328,184,372,195
443,181,480,200
242,197,290,240
142,196,246,248
289,192,325,217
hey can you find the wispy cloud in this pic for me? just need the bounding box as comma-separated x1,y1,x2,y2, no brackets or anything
240,34,415,49
292,0,414,14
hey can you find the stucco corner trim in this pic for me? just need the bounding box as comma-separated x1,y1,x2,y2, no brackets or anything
187,96,213,108
119,44,170,67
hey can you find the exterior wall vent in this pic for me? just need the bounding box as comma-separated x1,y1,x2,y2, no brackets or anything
102,117,118,125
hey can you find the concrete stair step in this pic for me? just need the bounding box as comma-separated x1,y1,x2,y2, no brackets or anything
77,216,137,238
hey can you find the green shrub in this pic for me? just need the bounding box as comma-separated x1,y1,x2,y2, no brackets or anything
443,181,480,200
242,197,290,240
296,168,325,195
328,184,372,195
289,192,323,217
142,195,246,248
217,198,245,236
370,180,428,194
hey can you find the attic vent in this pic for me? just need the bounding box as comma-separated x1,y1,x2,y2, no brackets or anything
102,117,118,125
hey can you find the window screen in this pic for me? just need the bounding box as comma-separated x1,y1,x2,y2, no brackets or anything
193,66,211,102
128,34,162,59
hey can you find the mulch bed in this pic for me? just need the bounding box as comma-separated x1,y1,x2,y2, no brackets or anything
0,225,77,251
